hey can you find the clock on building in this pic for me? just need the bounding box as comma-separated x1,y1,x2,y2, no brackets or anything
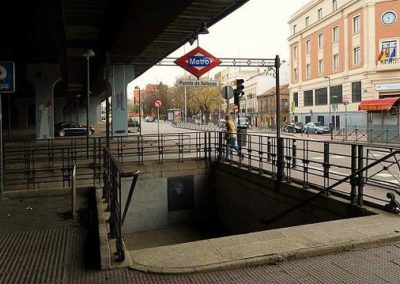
382,11,396,24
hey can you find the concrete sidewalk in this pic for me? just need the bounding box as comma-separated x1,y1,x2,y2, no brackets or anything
2,192,400,283
129,212,400,274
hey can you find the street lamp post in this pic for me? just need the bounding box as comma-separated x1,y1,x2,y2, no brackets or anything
134,86,142,136
324,76,331,127
82,48,95,159
332,95,338,131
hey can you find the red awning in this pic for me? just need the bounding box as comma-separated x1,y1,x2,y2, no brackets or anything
358,98,399,111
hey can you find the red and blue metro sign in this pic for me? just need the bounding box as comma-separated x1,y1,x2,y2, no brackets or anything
174,47,221,79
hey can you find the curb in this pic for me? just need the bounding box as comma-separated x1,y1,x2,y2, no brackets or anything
129,231,400,275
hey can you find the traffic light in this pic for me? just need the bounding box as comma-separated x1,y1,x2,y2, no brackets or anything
236,79,244,97
234,79,244,109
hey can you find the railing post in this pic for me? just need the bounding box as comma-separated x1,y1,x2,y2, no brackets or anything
323,142,330,195
292,139,297,168
357,145,364,206
350,144,357,205
276,137,284,183
267,137,271,162
217,132,223,161
72,164,77,218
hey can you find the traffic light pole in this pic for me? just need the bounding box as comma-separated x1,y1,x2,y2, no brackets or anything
275,55,283,185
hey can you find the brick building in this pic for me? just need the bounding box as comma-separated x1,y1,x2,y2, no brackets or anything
289,0,400,129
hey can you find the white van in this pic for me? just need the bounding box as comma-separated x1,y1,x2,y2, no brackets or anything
236,117,250,127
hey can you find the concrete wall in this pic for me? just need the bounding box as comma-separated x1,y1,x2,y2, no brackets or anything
121,160,215,233
213,163,372,234
120,160,372,235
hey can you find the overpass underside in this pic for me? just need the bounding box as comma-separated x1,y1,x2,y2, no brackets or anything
0,0,248,139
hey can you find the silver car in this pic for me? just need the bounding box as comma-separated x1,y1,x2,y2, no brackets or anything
303,122,329,134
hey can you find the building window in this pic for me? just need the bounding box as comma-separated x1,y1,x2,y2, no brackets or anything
306,64,311,77
332,26,339,42
330,85,343,104
293,24,297,34
318,8,323,20
293,68,298,81
332,0,337,11
333,54,339,70
379,40,397,61
352,81,361,102
318,59,324,74
315,88,328,105
353,47,361,64
305,16,309,27
353,15,360,34
293,46,298,59
318,34,324,49
293,92,298,107
304,90,313,106
306,40,311,54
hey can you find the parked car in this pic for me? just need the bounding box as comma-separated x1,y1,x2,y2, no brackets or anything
285,122,303,133
303,122,329,134
55,122,95,137
145,116,155,122
128,118,140,133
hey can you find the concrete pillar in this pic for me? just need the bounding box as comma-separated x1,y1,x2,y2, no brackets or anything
54,97,66,124
90,95,100,125
109,64,135,136
27,64,61,139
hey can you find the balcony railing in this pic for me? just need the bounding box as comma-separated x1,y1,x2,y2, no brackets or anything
377,56,400,71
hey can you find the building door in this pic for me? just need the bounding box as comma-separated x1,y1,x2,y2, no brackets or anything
331,115,340,129
305,116,311,123
335,116,340,129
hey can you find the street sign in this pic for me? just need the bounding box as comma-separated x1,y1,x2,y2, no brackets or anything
154,100,162,108
174,47,221,79
221,86,234,100
233,104,238,111
177,79,218,87
343,94,350,104
0,61,15,93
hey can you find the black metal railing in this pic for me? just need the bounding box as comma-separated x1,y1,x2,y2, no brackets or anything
2,131,400,211
102,147,139,262
261,149,400,226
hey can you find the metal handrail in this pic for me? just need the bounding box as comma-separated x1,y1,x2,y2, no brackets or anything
72,164,77,218
102,147,140,262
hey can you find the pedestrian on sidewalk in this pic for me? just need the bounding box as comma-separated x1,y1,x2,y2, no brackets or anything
225,114,244,160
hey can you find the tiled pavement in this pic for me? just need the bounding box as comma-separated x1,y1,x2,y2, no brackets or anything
1,194,400,284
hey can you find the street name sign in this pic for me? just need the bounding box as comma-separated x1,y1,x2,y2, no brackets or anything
177,79,218,87
175,47,221,79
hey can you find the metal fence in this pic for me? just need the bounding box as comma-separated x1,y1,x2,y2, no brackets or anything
2,132,400,208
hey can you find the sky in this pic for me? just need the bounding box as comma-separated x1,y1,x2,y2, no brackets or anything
128,0,310,93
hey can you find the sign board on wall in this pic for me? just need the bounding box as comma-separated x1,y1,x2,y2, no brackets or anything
0,62,15,93
375,83,400,91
